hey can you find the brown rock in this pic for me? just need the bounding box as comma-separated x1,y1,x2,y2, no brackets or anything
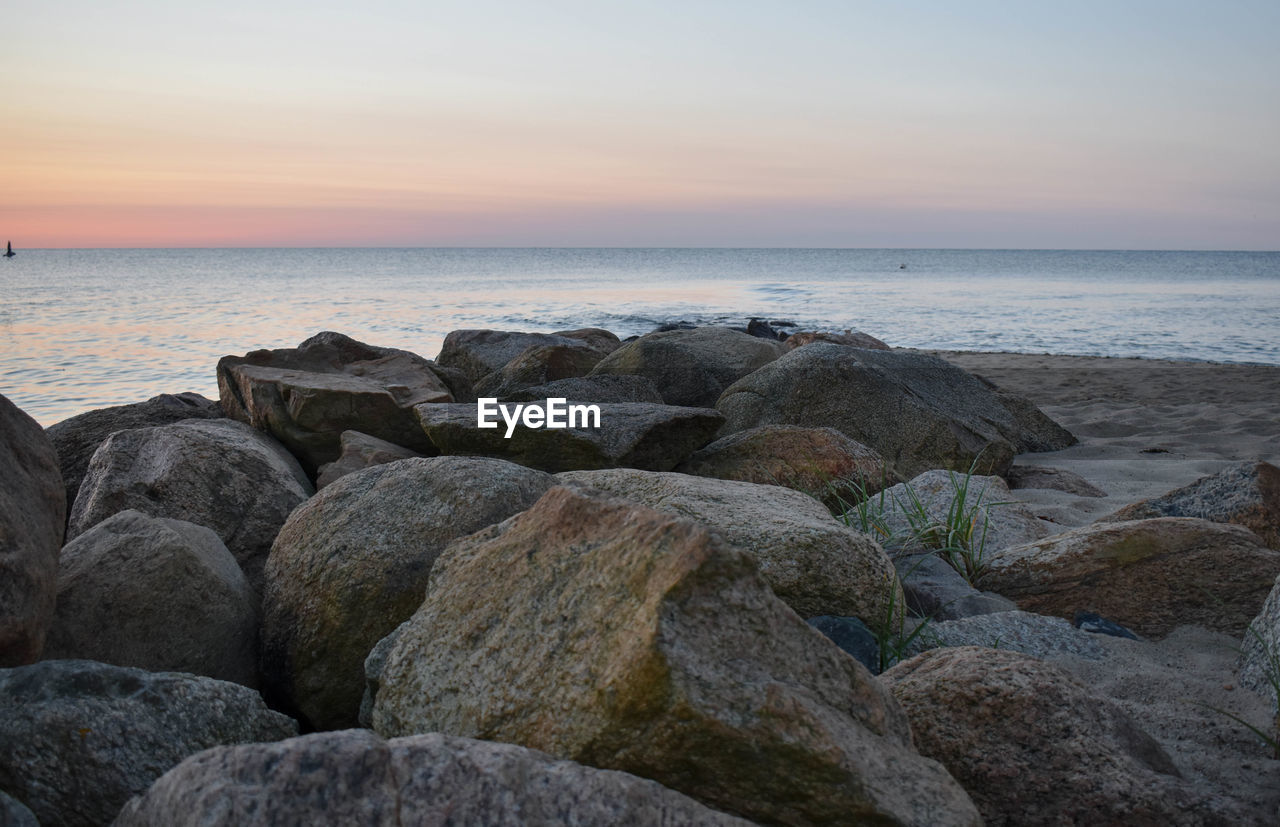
782,329,891,351
675,424,896,508
1006,464,1107,498
475,343,608,398
881,646,1227,826
261,457,553,729
315,430,420,489
372,486,979,827
1103,460,1280,549
0,394,64,666
983,517,1280,638
437,329,600,385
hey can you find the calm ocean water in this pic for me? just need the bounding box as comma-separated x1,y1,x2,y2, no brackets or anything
2,248,1277,426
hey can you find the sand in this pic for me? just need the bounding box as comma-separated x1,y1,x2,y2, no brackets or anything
931,351,1280,819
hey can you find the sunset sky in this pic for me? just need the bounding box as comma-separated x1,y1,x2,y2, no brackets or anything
4,0,1278,249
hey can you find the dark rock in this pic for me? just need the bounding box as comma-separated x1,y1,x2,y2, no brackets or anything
893,552,1018,621
262,457,553,730
0,791,37,827
474,343,608,398
501,374,665,404
43,510,259,686
68,419,313,593
746,318,784,341
437,329,597,385
218,332,457,474
1006,464,1107,497
0,393,64,667
716,343,1023,478
0,659,296,827
415,402,723,473
590,326,783,408
314,430,421,489
45,392,222,515
115,730,754,827
807,616,880,674
553,327,623,355
372,486,980,826
990,388,1078,452
1073,611,1142,641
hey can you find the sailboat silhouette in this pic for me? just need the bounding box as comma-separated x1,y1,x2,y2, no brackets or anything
3,241,13,258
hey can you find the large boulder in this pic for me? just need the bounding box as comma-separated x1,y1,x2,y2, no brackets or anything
881,647,1228,826
675,424,895,508
314,430,421,489
590,326,783,408
983,517,1280,638
43,510,258,687
67,419,313,592
262,457,553,730
45,392,222,515
372,486,979,827
0,393,64,667
218,332,461,474
115,730,753,827
0,660,297,827
415,402,723,472
1239,573,1280,711
501,374,665,404
716,343,1039,478
436,329,606,385
1103,460,1280,549
558,469,901,621
475,343,610,398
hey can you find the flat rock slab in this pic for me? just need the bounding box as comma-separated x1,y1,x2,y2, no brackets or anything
0,659,297,827
219,331,459,473
1005,464,1107,497
115,730,753,827
415,402,723,472
315,429,421,489
373,486,979,826
983,517,1280,638
0,394,64,667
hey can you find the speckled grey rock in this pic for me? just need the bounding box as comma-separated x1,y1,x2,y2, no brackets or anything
590,326,783,408
372,486,980,827
1239,573,1280,712
67,418,313,592
314,430,420,489
0,393,64,667
1104,460,1280,549
416,402,723,472
904,610,1109,661
437,329,598,385
807,616,881,673
43,510,259,687
1006,464,1107,497
557,469,902,621
500,374,664,404
893,552,1018,621
261,457,553,730
716,343,1024,478
45,392,223,515
113,730,754,827
0,659,297,827
0,790,38,827
474,343,610,398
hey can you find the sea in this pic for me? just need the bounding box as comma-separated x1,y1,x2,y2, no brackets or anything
2,247,1277,427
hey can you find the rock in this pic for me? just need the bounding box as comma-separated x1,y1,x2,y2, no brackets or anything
0,791,37,827
875,470,1052,557
781,329,891,351
1239,573,1280,711
716,343,1025,478
314,430,421,489
358,621,406,728
558,469,902,621
474,343,608,398
501,374,665,404
989,388,1078,452
114,730,753,827
415,402,723,473
67,419,313,592
0,393,64,667
1006,464,1107,497
437,329,599,385
45,392,223,514
1073,611,1141,640
42,510,258,687
983,517,1280,638
745,318,784,340
881,647,1223,826
372,486,979,826
554,327,623,355
218,332,459,474
589,326,783,408
675,424,896,509
806,616,881,674
0,660,297,827
893,552,1018,621
261,457,553,730
903,610,1109,661
1103,460,1280,549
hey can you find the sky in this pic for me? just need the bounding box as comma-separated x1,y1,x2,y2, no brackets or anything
3,0,1278,249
